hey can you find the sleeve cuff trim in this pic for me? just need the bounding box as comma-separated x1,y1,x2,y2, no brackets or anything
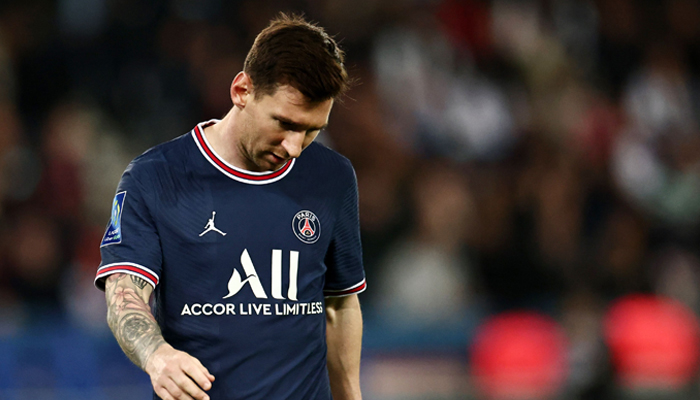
324,278,366,297
94,262,159,290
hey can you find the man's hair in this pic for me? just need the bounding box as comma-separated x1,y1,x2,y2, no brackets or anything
244,13,349,102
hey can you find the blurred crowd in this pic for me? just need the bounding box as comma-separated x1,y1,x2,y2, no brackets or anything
3,0,700,399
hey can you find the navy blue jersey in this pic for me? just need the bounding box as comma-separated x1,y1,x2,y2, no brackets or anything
95,121,366,400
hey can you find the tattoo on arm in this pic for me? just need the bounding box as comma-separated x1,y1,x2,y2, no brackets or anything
130,274,148,289
105,274,165,370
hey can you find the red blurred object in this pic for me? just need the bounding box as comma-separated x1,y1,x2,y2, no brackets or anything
437,0,493,60
73,224,106,275
470,311,569,400
604,294,700,389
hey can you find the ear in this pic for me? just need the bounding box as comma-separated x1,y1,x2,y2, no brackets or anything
230,72,252,109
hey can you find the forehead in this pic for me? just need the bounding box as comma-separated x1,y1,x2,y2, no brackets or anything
258,85,333,123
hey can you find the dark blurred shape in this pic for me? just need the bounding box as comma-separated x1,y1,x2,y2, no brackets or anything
561,290,608,396
57,0,107,39
375,161,476,327
604,294,700,393
470,311,569,400
4,207,67,314
436,0,493,60
651,247,700,313
596,0,642,96
0,102,41,205
594,206,649,297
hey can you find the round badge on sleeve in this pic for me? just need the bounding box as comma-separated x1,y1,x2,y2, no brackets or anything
292,210,321,244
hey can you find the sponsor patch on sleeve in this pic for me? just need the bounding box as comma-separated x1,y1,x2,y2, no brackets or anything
101,191,127,247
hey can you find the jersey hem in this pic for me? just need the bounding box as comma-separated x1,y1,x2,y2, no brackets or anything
94,262,159,291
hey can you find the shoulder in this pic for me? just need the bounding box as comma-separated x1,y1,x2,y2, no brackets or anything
117,133,193,199
124,133,192,181
299,142,356,181
304,142,353,167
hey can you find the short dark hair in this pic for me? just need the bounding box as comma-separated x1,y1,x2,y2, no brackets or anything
243,13,349,102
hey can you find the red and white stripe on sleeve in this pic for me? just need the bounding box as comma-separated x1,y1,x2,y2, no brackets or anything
94,262,160,291
323,278,366,297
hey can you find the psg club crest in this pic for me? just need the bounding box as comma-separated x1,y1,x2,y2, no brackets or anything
101,191,126,247
292,210,321,244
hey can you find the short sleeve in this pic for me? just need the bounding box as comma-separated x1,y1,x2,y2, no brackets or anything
323,167,366,297
94,162,162,291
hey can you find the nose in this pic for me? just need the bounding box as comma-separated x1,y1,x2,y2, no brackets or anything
281,131,305,159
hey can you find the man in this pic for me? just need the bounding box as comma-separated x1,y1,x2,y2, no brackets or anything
94,14,365,400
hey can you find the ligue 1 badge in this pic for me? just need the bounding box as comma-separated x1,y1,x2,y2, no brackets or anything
101,191,126,247
292,210,321,244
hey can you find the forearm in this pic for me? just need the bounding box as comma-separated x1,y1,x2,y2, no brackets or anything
326,295,363,400
105,273,166,371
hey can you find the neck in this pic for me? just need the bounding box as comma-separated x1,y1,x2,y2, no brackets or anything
202,110,249,170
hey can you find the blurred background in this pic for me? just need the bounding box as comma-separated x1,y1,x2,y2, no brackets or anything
2,0,700,399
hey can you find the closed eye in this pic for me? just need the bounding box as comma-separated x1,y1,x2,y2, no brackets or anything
279,121,298,131
276,118,324,135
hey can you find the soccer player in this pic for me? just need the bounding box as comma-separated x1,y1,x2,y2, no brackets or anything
94,14,366,400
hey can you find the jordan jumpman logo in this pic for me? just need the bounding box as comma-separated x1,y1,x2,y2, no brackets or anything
199,211,227,236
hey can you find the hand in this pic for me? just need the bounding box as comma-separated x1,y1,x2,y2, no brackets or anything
145,343,216,400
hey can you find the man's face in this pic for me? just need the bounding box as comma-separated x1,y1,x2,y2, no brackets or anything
237,84,333,172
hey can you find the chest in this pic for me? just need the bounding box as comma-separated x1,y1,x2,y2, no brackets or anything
153,175,336,269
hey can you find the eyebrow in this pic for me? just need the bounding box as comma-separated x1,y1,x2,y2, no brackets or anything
273,115,328,131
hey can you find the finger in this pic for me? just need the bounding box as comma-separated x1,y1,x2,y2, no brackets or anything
154,384,175,400
163,378,195,400
172,371,209,400
191,357,216,382
183,361,213,391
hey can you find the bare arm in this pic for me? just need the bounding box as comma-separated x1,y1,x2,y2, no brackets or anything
105,273,164,367
325,294,363,400
105,273,215,400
